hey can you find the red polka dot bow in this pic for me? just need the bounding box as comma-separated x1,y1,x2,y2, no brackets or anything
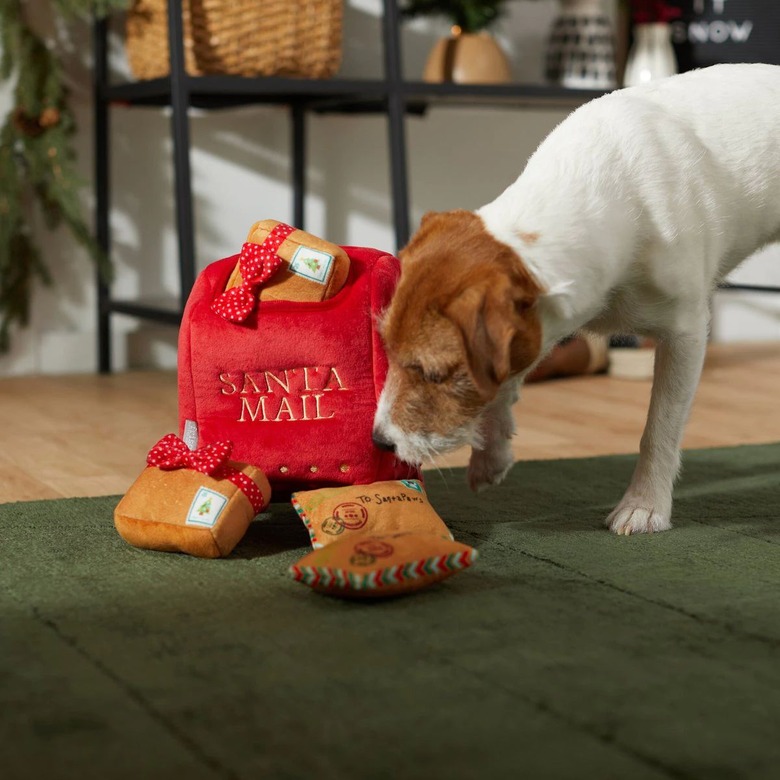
147,434,233,476
211,222,295,322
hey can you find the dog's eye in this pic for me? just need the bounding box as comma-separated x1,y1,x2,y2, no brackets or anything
407,364,446,384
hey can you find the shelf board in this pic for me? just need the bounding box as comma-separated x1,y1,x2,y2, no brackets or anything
401,81,609,108
107,298,183,325
718,283,780,294
102,75,609,112
103,76,389,108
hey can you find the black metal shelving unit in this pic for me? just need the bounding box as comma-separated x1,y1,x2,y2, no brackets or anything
92,0,609,373
93,0,778,373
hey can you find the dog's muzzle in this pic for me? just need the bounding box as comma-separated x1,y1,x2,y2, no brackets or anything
372,430,396,453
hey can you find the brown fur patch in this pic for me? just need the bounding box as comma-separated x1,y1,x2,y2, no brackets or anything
517,231,540,245
381,210,542,436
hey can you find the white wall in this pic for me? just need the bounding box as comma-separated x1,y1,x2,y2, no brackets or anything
711,248,780,342
1,0,777,376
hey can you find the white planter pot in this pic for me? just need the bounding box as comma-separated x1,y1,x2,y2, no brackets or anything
623,23,678,87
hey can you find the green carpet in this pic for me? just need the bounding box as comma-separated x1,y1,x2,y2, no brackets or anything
2,444,779,780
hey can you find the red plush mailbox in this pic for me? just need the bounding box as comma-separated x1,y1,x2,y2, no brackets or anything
178,221,418,496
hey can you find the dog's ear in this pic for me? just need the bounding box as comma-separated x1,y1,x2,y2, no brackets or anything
418,211,438,229
445,272,540,398
400,211,441,265
444,274,532,400
398,211,437,265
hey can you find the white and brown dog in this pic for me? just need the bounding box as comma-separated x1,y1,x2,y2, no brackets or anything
373,63,780,535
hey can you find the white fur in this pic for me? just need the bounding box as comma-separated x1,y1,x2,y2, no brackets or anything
474,63,780,534
466,379,520,491
375,373,485,464
375,64,780,534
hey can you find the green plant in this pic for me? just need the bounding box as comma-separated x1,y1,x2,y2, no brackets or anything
0,0,127,352
400,0,513,34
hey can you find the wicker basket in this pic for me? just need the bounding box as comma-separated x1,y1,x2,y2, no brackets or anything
126,0,343,80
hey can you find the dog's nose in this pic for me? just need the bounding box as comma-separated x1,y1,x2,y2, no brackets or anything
372,430,396,453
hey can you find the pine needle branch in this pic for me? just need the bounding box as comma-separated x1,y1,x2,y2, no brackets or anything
0,0,127,352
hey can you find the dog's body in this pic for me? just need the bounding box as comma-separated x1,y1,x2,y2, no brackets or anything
374,63,780,534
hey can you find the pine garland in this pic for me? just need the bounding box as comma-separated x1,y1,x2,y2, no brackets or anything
0,0,126,352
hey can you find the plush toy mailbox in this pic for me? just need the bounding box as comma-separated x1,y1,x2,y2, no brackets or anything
177,220,418,495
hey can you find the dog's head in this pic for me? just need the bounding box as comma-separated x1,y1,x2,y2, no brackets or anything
373,210,543,464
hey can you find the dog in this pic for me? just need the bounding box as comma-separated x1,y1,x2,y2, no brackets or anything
373,63,780,535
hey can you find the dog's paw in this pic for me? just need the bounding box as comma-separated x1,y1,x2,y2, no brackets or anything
468,441,514,493
606,499,672,536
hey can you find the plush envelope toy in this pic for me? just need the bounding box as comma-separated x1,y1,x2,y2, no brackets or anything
291,479,452,549
114,434,271,558
288,481,479,598
289,532,479,599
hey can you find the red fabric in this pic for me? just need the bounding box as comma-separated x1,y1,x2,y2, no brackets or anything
218,469,267,515
211,223,294,322
147,433,231,475
146,433,267,514
178,244,420,495
631,0,681,24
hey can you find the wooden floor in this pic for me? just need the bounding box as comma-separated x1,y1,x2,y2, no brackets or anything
1,342,778,504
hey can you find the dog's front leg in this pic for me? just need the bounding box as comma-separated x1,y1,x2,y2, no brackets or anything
468,380,520,492
607,327,707,535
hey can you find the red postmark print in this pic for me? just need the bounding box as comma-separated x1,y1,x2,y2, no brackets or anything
333,502,368,530
353,539,394,558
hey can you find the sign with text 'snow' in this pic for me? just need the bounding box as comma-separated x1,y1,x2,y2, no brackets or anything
668,1,780,69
